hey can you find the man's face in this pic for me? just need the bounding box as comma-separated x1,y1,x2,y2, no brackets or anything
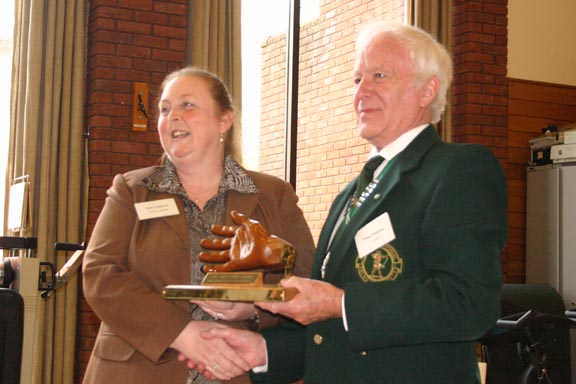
353,35,431,149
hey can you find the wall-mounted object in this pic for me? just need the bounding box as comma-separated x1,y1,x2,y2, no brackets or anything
132,82,149,131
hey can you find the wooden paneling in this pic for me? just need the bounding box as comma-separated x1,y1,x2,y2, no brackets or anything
506,78,576,283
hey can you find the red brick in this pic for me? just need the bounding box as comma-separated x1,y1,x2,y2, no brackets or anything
134,34,167,49
89,127,130,140
88,18,115,33
151,48,185,62
87,67,114,81
154,1,186,15
132,58,169,74
116,20,152,34
91,6,133,21
135,11,168,25
118,0,153,12
92,55,132,69
153,25,186,39
89,139,112,152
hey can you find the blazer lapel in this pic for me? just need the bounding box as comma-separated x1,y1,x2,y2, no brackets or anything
224,189,259,225
146,192,189,246
321,125,441,279
312,183,355,277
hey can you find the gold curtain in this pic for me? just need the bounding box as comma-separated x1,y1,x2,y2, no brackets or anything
8,0,87,383
187,0,243,161
406,0,453,142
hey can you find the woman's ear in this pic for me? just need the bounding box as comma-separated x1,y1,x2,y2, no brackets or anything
219,110,234,133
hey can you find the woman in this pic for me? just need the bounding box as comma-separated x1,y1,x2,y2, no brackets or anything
82,67,315,384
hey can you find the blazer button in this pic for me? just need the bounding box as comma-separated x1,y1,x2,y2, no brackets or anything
360,351,367,356
313,334,323,345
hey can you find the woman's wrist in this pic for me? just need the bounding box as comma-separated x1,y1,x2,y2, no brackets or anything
246,310,259,323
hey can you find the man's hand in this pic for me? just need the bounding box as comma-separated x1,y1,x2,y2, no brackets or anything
178,327,268,378
202,327,268,367
171,321,252,381
199,210,296,273
257,276,344,325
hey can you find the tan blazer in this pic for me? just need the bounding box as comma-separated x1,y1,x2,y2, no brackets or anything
82,166,315,384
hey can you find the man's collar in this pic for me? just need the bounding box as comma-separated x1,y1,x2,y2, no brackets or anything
370,123,430,161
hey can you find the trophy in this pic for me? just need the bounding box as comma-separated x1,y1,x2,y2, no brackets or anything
163,211,298,302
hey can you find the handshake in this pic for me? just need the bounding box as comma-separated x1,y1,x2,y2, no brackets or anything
174,211,285,379
173,211,343,381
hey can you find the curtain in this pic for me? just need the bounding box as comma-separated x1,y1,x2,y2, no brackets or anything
187,0,243,161
8,0,87,383
406,0,453,142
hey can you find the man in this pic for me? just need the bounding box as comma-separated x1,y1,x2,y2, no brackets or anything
196,21,507,383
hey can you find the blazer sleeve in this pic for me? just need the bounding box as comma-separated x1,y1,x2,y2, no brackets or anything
82,173,191,363
251,321,307,384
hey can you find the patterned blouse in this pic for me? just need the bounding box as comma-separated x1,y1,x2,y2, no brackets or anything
142,154,259,384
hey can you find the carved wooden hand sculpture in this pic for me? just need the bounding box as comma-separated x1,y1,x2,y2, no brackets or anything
199,210,296,275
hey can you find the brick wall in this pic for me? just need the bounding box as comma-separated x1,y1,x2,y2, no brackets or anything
260,0,405,238
451,0,513,280
79,0,186,380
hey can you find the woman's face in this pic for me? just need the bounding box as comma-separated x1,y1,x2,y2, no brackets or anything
157,75,232,168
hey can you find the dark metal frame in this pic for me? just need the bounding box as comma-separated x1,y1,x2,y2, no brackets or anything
285,0,300,189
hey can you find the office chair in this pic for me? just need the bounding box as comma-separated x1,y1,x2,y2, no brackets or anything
480,284,573,384
0,236,36,384
0,288,24,384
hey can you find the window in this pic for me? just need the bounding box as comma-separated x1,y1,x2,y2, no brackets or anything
241,0,404,238
0,0,15,235
241,0,319,176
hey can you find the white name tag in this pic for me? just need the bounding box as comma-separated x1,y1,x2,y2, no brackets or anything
135,199,179,220
355,212,396,259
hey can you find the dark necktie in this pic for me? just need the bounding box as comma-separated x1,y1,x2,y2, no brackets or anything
324,155,385,270
351,155,384,210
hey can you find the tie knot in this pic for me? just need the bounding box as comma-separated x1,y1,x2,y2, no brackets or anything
352,155,385,210
364,156,384,173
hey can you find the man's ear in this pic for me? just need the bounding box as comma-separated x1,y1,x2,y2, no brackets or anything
420,76,440,108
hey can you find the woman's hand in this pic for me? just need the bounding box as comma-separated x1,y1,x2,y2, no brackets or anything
192,300,257,322
170,321,252,380
179,327,268,379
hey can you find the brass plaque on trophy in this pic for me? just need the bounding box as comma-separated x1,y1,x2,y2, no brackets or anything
162,210,299,302
163,272,298,302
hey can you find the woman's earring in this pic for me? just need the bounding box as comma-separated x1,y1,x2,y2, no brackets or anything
219,132,224,144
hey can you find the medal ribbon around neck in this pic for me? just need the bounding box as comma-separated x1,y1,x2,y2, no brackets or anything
345,156,384,223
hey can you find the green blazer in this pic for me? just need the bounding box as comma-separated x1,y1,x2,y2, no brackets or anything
256,126,507,384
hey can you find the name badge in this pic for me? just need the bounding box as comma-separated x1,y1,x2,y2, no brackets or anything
355,212,396,259
135,199,179,220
